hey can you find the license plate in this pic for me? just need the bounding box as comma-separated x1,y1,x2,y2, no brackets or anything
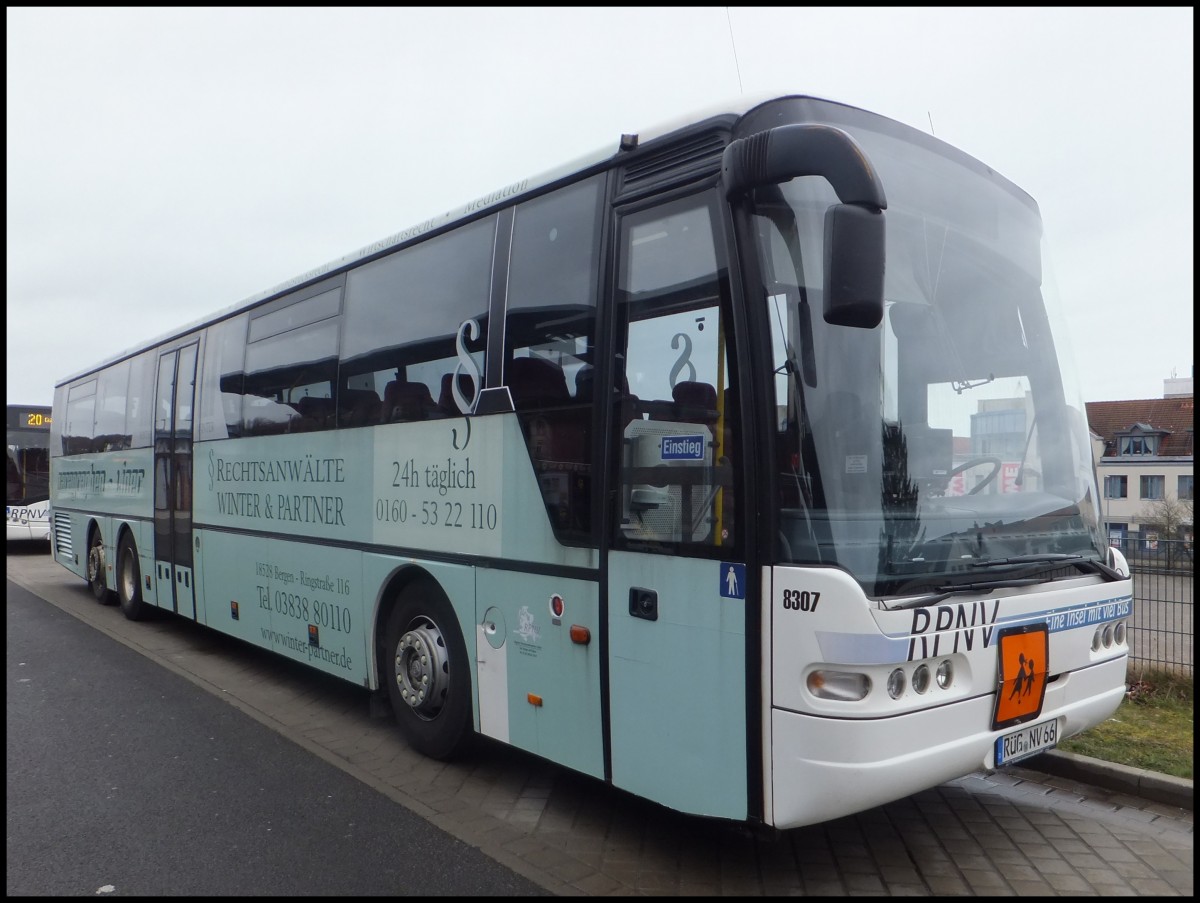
995,718,1058,766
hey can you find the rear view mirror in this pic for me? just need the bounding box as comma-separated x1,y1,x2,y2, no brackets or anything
823,204,884,328
723,123,886,330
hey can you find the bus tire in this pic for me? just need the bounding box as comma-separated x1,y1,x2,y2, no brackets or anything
382,578,473,761
87,529,115,605
117,534,150,621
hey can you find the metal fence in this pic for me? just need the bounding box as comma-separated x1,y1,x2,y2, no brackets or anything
1111,535,1193,678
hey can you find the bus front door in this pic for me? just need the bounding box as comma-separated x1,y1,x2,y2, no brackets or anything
153,343,198,618
604,191,750,822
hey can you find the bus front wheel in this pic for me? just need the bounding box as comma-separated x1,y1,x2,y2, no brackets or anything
117,534,150,621
382,578,473,761
87,530,115,605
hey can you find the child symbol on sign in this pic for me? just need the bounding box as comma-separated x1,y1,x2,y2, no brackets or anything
1009,652,1028,701
1023,658,1036,698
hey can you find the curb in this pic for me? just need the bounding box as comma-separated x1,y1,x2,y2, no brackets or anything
1026,749,1193,811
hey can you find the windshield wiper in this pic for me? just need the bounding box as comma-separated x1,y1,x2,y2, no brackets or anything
883,576,1044,610
973,552,1079,566
883,552,1124,610
972,553,1124,582
952,374,995,394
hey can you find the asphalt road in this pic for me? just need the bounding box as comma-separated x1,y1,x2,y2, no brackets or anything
6,545,1194,896
6,578,547,896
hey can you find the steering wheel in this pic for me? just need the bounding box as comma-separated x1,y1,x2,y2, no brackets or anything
948,456,1003,495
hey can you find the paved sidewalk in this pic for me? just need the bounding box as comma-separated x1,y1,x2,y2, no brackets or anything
1030,749,1192,812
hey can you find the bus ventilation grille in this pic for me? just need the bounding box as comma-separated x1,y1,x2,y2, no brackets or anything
617,132,727,200
53,512,73,558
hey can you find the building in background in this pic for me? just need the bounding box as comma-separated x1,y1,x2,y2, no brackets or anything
1086,373,1194,549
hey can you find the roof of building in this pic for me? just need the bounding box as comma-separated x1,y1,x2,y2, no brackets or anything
1086,395,1195,458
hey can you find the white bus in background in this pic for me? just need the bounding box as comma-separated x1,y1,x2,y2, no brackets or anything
7,405,52,542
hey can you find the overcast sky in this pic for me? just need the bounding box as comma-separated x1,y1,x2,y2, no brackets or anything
6,6,1193,410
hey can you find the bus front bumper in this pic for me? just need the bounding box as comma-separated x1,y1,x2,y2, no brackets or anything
767,655,1127,829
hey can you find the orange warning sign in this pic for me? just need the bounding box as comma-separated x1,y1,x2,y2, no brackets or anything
992,624,1049,730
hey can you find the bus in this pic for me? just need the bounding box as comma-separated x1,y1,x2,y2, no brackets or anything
8,405,52,542
48,92,1133,830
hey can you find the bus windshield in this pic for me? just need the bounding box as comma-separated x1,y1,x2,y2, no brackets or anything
757,117,1106,599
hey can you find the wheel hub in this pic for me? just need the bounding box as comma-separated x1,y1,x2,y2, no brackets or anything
88,541,104,583
120,553,136,600
394,623,449,718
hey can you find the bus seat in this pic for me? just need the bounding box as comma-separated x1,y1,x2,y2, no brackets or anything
509,356,590,467
573,365,594,404
340,388,381,428
438,372,477,416
294,396,335,431
507,356,570,411
574,365,640,423
670,380,718,425
384,380,435,422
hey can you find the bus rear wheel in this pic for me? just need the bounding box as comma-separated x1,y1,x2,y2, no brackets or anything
87,529,115,605
117,534,150,621
382,578,473,761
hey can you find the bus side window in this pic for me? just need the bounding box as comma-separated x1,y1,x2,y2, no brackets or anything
501,174,604,543
64,379,97,455
341,216,495,431
243,285,340,438
613,190,738,551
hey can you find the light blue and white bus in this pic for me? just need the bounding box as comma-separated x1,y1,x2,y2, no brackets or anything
49,92,1133,830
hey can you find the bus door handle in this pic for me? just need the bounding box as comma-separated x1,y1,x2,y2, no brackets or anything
629,587,658,621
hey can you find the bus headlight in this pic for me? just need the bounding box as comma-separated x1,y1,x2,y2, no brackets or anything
1102,623,1114,648
1114,621,1126,645
886,668,906,699
912,663,931,694
1092,626,1102,652
807,670,871,701
935,660,954,689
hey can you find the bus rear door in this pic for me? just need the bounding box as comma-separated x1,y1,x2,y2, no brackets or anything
153,342,199,618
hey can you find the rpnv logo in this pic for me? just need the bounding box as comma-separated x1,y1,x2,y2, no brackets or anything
660,435,705,461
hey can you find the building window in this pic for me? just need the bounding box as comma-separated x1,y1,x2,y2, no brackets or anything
1103,475,1128,499
1179,474,1194,501
1119,435,1157,456
1139,474,1165,500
